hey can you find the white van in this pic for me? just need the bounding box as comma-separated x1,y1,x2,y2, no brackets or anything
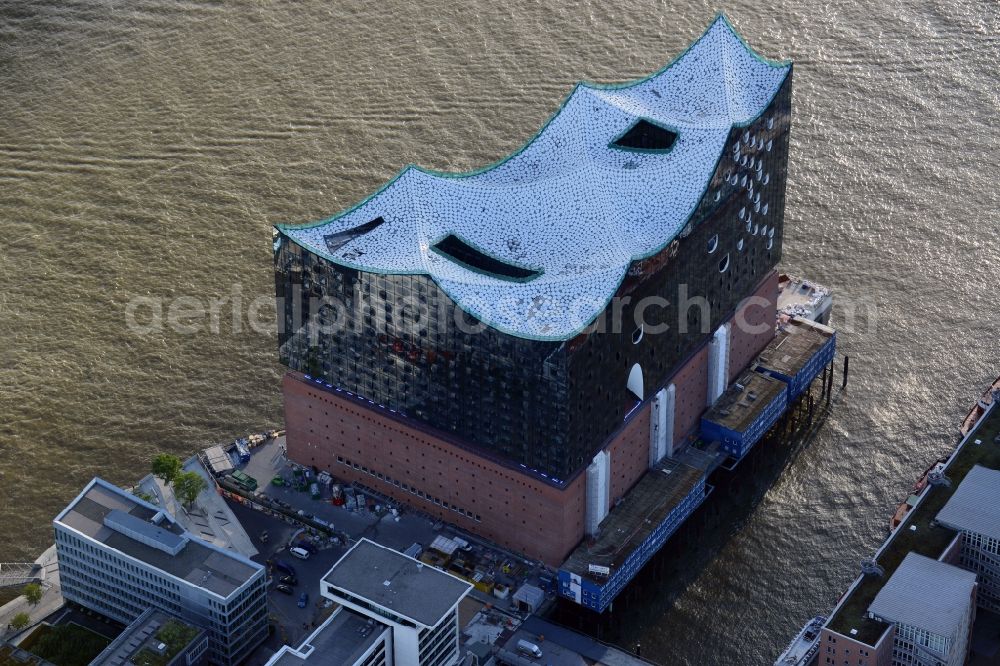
289,547,311,560
516,639,543,658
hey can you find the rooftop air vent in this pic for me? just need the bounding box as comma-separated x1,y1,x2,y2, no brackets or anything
104,509,188,556
611,119,678,152
860,558,884,577
928,470,951,487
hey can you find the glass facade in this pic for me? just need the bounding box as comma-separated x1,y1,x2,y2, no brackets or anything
276,74,793,482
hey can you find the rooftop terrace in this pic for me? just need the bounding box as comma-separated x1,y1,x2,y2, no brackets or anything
827,402,1000,645
55,478,261,598
562,458,703,583
95,609,204,666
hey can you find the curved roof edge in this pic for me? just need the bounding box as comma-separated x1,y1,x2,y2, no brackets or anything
275,13,790,235
274,14,792,342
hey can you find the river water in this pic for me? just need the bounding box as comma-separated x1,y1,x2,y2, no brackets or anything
1,1,998,663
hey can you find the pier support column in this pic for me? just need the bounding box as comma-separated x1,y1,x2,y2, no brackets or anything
649,385,675,466
707,323,730,406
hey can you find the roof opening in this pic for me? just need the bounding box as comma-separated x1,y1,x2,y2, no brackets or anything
431,234,541,281
611,119,678,152
324,217,385,254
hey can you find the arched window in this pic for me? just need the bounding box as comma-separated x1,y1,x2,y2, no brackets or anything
719,253,730,273
707,234,719,254
627,363,644,401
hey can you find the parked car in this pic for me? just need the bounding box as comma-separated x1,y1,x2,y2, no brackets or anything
275,584,294,595
297,592,309,608
289,547,310,560
279,575,298,586
269,559,296,576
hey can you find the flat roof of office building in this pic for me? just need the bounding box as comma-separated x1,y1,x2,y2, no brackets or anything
54,477,261,598
94,608,205,666
323,539,471,627
268,608,387,666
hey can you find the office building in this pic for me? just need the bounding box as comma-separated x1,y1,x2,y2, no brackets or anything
265,541,477,666
819,401,1000,666
53,477,268,665
264,607,390,666
935,464,1000,613
866,553,976,666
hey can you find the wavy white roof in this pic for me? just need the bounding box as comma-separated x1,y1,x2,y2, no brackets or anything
278,15,791,341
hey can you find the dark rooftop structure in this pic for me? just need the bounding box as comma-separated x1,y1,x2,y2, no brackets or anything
269,608,387,666
322,539,472,627
826,402,1000,645
55,478,261,598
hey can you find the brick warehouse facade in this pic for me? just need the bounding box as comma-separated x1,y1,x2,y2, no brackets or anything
283,270,778,565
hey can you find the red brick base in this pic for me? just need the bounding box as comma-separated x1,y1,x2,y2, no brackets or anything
284,372,587,565
728,270,780,384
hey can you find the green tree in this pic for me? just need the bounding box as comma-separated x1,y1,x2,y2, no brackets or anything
23,583,42,606
151,454,183,485
10,611,30,631
31,624,110,666
172,471,207,507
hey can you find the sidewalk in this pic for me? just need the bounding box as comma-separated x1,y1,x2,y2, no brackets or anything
0,546,63,642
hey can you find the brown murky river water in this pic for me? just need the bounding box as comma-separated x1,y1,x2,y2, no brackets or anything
1,1,998,662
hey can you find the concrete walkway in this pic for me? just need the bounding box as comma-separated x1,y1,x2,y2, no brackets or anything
0,545,63,642
136,456,258,558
